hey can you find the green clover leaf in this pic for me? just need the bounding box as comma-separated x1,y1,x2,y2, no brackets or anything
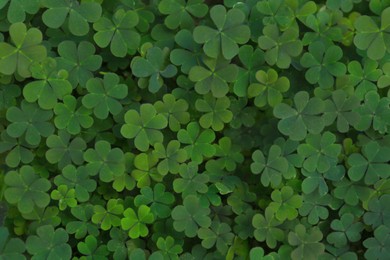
327,213,364,248
274,91,325,141
213,137,244,172
197,221,234,254
157,236,183,259
152,140,187,175
93,9,140,57
253,207,284,249
364,194,390,228
0,226,26,260
77,235,109,259
347,60,382,100
0,22,46,78
268,186,303,221
67,205,99,239
4,166,51,214
26,225,71,260
363,225,390,259
1,0,40,23
158,0,208,29
50,185,77,211
299,193,331,225
193,5,250,59
121,205,155,239
92,199,124,231
131,152,160,188
288,224,325,260
121,103,168,152
173,162,209,196
302,12,343,45
0,131,35,168
42,0,102,36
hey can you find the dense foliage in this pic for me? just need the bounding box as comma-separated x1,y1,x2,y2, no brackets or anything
0,0,390,259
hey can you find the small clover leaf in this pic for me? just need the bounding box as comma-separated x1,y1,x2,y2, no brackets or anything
378,62,390,91
347,60,382,100
121,205,155,239
195,94,233,131
193,5,250,59
213,137,244,172
363,225,390,260
93,9,140,57
177,122,216,164
46,131,86,169
248,69,290,108
121,103,168,152
268,186,303,221
77,235,109,259
50,185,77,211
42,0,102,36
327,213,364,248
347,141,390,184
154,93,190,132
131,47,177,93
26,225,71,260
0,226,26,260
158,0,208,29
364,194,390,228
299,193,331,225
300,41,346,88
4,166,51,214
82,73,128,119
131,152,160,188
258,24,303,69
288,224,325,260
274,91,325,141
152,140,187,175
92,199,124,231
0,22,46,78
298,132,341,173
302,11,343,45
197,221,234,254
6,101,54,146
156,236,183,259
253,207,284,249
171,194,211,237
173,162,209,196
251,145,289,187
134,183,175,219
256,0,295,30
333,178,373,206
354,7,390,60
54,165,97,203
189,56,238,98
0,131,35,168
56,41,103,87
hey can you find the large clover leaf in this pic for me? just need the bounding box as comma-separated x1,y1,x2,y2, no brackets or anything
288,224,325,260
0,22,46,78
121,205,155,239
152,140,187,175
171,195,211,237
173,162,209,196
354,7,390,60
121,103,168,152
92,199,123,231
93,9,140,57
42,0,102,36
82,73,128,120
4,166,51,214
193,5,250,59
274,91,325,141
327,213,364,248
268,186,303,221
299,193,331,225
197,221,234,254
0,226,26,260
347,60,382,100
26,225,71,260
214,137,244,172
0,0,40,23
363,225,390,260
364,194,390,228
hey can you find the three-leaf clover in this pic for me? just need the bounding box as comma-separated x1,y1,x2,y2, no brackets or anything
131,152,160,188
363,225,390,260
121,103,168,152
0,226,26,260
156,236,183,259
327,213,364,248
193,5,250,59
0,22,46,78
92,199,124,231
268,186,303,221
50,185,77,211
253,207,284,249
0,131,35,168
288,224,325,260
4,166,51,214
213,137,244,172
197,221,234,254
364,194,390,228
121,205,155,239
77,235,109,259
93,9,140,57
173,162,209,196
152,140,187,175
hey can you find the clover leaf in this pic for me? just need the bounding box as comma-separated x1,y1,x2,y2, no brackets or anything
42,0,102,36
195,94,233,131
347,141,390,184
82,73,128,119
171,194,211,237
157,236,183,259
54,165,97,203
51,184,77,211
84,140,125,182
0,22,46,78
154,94,190,132
173,162,209,196
56,41,103,87
274,91,325,141
131,152,160,188
333,178,372,206
300,41,346,88
256,0,295,30
121,103,168,152
302,11,343,45
193,5,250,59
354,7,390,60
248,69,290,108
288,224,325,260
363,225,390,260
299,193,331,225
0,131,34,168
93,9,140,57
213,137,244,172
197,221,234,254
364,194,390,228
0,226,26,260
347,60,382,100
23,58,72,109
77,235,109,259
327,213,364,248
253,207,284,249
131,47,177,93
268,186,303,221
158,0,208,29
4,166,51,214
258,24,303,69
6,101,54,146
152,140,187,175
1,0,40,23
134,183,175,219
46,131,86,169
177,122,216,164
121,205,155,239
92,199,124,231
189,56,238,98
251,145,289,187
